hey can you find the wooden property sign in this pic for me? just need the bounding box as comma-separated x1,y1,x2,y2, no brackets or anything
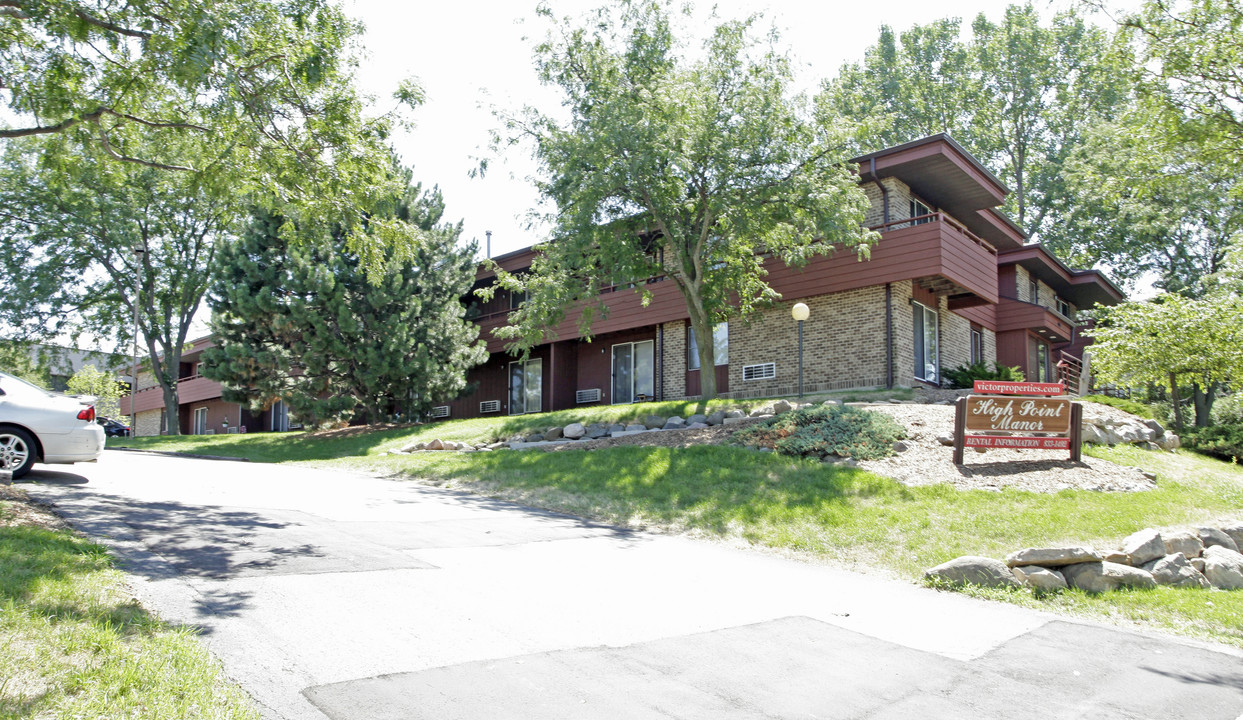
953,381,1082,464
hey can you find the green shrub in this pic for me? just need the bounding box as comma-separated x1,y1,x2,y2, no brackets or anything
1211,393,1243,425
1183,424,1243,463
942,362,1024,389
732,405,906,461
1082,394,1157,420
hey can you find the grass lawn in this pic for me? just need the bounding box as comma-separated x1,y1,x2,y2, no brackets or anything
106,395,1243,649
0,489,258,719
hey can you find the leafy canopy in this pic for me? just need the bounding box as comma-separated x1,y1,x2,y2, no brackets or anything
486,0,875,399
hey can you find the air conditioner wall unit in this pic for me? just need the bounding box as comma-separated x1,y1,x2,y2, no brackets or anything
479,400,501,413
576,388,602,403
431,405,451,418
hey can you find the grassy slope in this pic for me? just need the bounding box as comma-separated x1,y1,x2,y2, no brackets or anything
106,396,1243,648
0,495,258,719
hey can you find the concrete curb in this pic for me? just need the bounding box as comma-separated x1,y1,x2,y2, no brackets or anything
108,447,252,463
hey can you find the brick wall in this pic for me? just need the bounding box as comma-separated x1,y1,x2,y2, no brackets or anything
861,178,915,228
134,409,162,437
661,320,687,400
892,281,916,384
1013,266,1077,319
941,300,972,373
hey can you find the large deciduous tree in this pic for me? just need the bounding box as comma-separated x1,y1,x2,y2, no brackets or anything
1087,293,1243,428
487,1,876,400
0,0,422,266
203,176,486,427
0,135,231,435
823,4,1131,244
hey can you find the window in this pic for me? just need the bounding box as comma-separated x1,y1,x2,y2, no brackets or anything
1056,298,1071,319
687,322,729,370
970,327,984,365
612,340,655,404
1029,278,1039,305
1029,338,1050,382
192,407,208,435
909,197,934,225
509,358,543,414
913,302,939,383
509,289,528,310
271,400,289,432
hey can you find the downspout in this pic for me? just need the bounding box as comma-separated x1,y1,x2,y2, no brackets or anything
885,283,894,389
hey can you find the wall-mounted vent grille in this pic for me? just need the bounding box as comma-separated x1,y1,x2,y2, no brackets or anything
431,405,450,419
576,388,602,403
479,400,501,414
742,363,777,381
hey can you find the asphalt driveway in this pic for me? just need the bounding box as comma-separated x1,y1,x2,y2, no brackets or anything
20,450,1243,720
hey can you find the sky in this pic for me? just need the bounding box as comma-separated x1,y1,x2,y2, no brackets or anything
344,0,1124,260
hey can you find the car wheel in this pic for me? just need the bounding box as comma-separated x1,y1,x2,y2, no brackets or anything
0,427,36,479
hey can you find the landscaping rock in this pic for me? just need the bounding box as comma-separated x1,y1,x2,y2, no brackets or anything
1144,418,1166,436
563,423,586,439
924,556,1019,589
1062,561,1157,593
1202,545,1243,590
507,435,526,443
544,426,563,441
706,411,725,426
1141,553,1211,589
771,399,792,414
1104,551,1131,565
525,434,544,443
1120,528,1166,566
1222,522,1243,550
1197,527,1240,553
749,407,768,418
822,399,843,406
586,423,609,439
399,442,421,453
443,441,460,451
687,414,708,426
892,441,910,453
486,441,507,450
937,435,955,447
1190,557,1206,573
1005,546,1102,568
662,416,687,430
723,417,750,426
644,415,667,430
687,422,710,429
1157,434,1181,450
1081,424,1106,445
1163,530,1204,558
1012,565,1068,592
608,424,626,435
426,439,444,451
724,409,746,419
625,424,646,432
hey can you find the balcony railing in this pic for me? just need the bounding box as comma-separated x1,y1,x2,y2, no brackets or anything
869,212,997,256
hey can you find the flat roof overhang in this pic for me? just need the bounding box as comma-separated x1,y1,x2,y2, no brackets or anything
999,245,1126,307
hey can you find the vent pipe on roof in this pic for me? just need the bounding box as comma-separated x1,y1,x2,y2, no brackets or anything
485,230,492,259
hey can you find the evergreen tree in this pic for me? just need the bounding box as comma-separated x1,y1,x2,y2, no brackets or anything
203,177,486,427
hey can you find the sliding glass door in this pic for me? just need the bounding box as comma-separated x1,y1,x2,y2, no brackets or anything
612,340,654,404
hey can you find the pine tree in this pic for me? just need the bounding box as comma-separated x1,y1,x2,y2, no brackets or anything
203,177,486,427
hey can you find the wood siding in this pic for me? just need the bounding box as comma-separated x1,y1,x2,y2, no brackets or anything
994,298,1074,344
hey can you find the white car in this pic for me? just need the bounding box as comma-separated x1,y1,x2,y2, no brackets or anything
0,371,105,479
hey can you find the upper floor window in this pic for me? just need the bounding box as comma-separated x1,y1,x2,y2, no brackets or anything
1029,278,1039,305
1056,298,1071,319
509,289,528,310
687,322,729,370
910,197,934,225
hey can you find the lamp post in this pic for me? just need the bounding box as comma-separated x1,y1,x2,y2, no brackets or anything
791,302,809,399
130,244,145,437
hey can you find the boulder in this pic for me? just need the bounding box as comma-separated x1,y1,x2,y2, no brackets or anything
644,415,667,430
1197,527,1240,553
525,434,544,443
507,435,526,443
771,399,793,414
608,424,626,435
1144,419,1166,437
586,423,609,439
1141,553,1211,589
1012,565,1068,592
625,424,646,432
892,441,910,453
1120,528,1166,566
1157,434,1181,450
924,556,1020,589
486,441,507,450
749,407,768,418
1062,561,1157,593
1222,522,1243,550
1081,424,1106,445
687,414,708,426
399,442,422,453
426,438,444,451
1104,551,1131,565
724,409,747,419
706,411,725,426
723,417,750,425
663,417,687,430
1190,557,1206,573
1005,546,1102,568
563,423,586,440
687,422,710,429
441,441,458,451
1202,545,1243,590
544,426,563,441
1163,530,1203,558
822,399,843,406
937,435,955,447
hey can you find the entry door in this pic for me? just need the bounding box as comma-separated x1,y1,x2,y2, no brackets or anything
509,358,543,414
612,340,654,404
192,407,208,435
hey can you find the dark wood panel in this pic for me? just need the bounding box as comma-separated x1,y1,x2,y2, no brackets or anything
549,341,579,412
996,329,1030,373
576,327,658,407
953,304,996,331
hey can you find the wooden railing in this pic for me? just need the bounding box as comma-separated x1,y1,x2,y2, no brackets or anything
1057,351,1083,396
869,211,998,255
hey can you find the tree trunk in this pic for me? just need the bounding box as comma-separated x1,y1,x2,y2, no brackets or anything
162,387,180,436
1191,381,1216,428
1169,372,1185,430
688,311,717,401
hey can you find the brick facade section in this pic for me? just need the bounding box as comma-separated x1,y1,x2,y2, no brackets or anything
661,320,687,400
134,409,162,437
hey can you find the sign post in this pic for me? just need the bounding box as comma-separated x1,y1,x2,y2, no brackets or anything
953,380,1082,464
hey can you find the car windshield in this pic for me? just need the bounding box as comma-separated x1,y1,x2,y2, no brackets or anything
0,371,56,401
